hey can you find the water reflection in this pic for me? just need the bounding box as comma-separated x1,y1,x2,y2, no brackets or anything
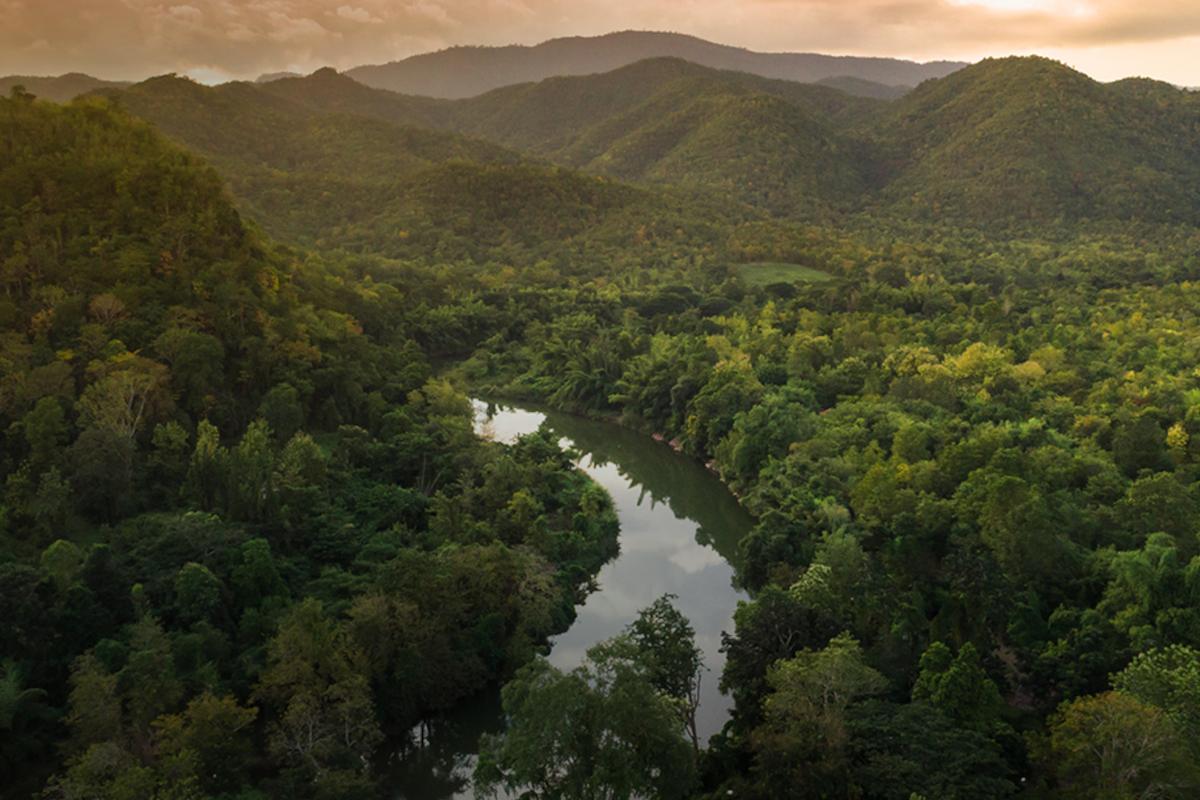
382,401,753,798
476,400,752,743
381,687,504,800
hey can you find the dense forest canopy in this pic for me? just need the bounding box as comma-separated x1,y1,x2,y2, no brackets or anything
3,49,1200,800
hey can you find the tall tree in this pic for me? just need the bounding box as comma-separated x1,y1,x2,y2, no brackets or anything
476,635,697,800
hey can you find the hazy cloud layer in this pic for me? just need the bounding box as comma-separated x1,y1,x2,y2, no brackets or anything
1,0,1198,84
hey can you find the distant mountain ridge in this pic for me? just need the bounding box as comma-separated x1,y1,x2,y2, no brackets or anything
88,53,1200,232
0,73,131,103
252,58,884,214
344,30,966,99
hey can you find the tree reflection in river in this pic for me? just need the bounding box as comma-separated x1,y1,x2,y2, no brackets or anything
381,402,753,799
475,400,752,741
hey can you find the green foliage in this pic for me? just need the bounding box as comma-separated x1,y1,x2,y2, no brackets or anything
746,633,886,800
1112,645,1200,749
739,263,835,286
628,594,705,750
848,701,1016,800
15,43,1200,800
0,93,633,800
1032,691,1198,799
719,585,845,729
476,634,698,800
912,641,1002,733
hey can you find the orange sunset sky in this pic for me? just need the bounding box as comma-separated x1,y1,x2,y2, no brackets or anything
1,0,1197,86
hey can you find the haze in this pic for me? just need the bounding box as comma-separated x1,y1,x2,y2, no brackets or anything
2,0,1197,86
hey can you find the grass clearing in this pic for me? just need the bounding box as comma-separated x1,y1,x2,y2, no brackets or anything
739,262,834,285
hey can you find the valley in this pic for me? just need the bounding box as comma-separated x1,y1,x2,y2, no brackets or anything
2,44,1200,800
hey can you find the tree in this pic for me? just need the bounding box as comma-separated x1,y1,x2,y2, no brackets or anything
267,674,382,780
40,539,82,593
62,654,123,757
1112,645,1200,749
720,585,845,729
231,537,288,611
120,616,184,734
912,641,1002,733
76,354,173,475
627,594,704,751
475,635,697,800
187,420,228,512
848,701,1016,800
256,599,382,782
749,632,887,800
154,690,258,794
173,563,225,626
1032,691,1197,800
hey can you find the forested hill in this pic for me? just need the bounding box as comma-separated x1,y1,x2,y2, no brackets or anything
342,30,965,99
98,73,752,275
0,84,627,800
110,73,520,185
0,73,131,104
253,58,881,216
862,56,1200,227
11,41,1200,800
123,55,1200,231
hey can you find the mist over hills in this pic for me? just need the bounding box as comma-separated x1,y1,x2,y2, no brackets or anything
344,31,965,99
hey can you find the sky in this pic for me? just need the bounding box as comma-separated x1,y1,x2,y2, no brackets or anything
1,0,1198,87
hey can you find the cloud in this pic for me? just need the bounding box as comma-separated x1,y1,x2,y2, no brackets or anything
335,5,383,23
0,0,1197,84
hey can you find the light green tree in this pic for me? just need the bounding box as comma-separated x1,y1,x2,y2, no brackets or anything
1113,645,1200,749
750,632,886,799
476,635,697,800
1032,691,1197,800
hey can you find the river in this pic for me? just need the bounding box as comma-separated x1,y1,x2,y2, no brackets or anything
379,400,755,798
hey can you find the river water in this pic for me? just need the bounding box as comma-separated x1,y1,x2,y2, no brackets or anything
380,401,754,798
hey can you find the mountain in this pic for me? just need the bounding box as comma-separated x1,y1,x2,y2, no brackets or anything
255,71,303,83
259,58,884,141
111,74,520,185
0,73,131,103
255,58,881,214
93,74,747,273
101,55,1200,235
860,56,1200,226
345,31,966,99
459,69,868,214
818,76,910,101
254,67,452,130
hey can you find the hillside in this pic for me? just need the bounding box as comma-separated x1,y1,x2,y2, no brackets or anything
818,75,910,100
0,73,131,103
860,56,1200,226
251,59,880,215
437,58,885,144
0,89,631,799
114,74,519,184
255,58,884,143
541,76,866,214
253,67,452,130
344,30,966,99
107,55,1200,237
97,75,758,276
